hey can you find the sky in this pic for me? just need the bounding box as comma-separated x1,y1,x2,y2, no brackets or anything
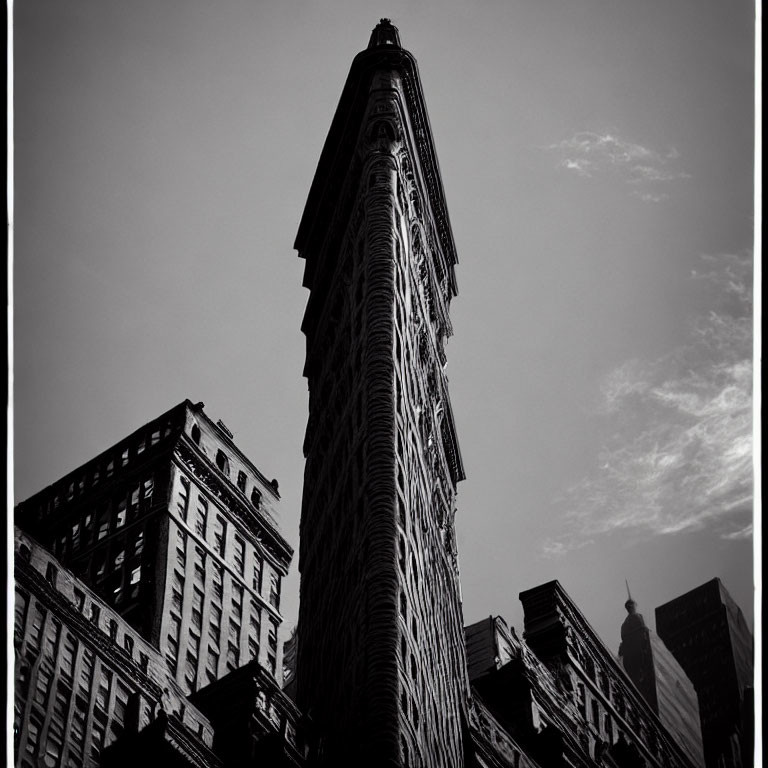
12,0,756,654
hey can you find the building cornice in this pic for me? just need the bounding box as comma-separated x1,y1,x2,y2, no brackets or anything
173,440,293,571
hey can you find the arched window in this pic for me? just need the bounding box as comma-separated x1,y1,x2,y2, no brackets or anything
251,488,262,509
191,425,201,445
216,450,229,475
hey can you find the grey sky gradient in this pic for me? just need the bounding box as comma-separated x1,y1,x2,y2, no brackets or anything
13,0,755,651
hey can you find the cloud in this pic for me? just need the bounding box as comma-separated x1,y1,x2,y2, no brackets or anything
546,253,754,553
542,537,593,558
545,131,689,201
721,523,753,541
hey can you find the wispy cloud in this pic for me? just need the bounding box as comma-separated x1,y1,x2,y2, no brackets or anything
545,131,689,202
546,253,753,556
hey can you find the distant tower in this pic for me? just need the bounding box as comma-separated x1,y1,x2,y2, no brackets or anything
619,591,705,767
293,19,469,766
15,400,292,695
655,579,754,768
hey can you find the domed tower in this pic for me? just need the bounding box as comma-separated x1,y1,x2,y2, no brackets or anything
293,19,469,767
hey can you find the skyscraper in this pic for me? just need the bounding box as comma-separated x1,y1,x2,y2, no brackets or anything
293,19,469,766
15,400,292,695
655,579,754,768
619,594,704,767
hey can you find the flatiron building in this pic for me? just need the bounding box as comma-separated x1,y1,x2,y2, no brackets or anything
293,19,470,767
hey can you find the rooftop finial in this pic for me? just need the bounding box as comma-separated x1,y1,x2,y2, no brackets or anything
624,579,637,614
368,18,401,49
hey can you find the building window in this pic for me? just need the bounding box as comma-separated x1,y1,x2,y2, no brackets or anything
268,620,278,652
91,717,105,761
228,618,240,648
14,591,28,643
233,536,245,576
232,584,243,620
194,547,206,584
142,476,154,503
191,424,201,444
116,498,127,528
178,476,191,521
192,588,204,630
209,604,222,646
605,714,613,744
34,668,52,707
71,522,81,550
97,504,110,540
45,563,58,586
129,486,140,517
216,450,229,475
58,637,76,687
226,643,239,670
195,499,208,538
25,717,41,758
185,652,197,690
134,529,145,556
95,671,112,710
214,517,226,557
176,530,187,567
251,488,262,509
44,618,61,660
212,566,224,602
269,572,281,610
206,650,219,682
252,558,263,593
237,471,247,492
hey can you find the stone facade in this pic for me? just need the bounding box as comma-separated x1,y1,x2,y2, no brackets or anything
15,400,292,695
12,528,219,768
293,18,469,767
464,583,704,768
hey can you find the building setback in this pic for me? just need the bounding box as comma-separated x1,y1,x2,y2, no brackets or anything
15,400,292,695
293,18,469,767
619,595,704,767
12,528,219,768
655,579,754,768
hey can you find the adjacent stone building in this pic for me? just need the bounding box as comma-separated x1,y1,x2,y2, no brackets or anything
466,582,705,768
293,18,469,767
12,528,219,768
655,579,754,768
15,400,292,695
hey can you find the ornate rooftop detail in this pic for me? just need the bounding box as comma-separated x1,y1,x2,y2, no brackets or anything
368,18,401,49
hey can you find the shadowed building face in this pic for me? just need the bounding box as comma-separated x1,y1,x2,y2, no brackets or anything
293,19,469,766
